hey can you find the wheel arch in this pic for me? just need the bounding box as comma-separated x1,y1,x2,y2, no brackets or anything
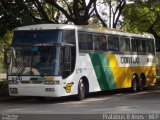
79,76,89,94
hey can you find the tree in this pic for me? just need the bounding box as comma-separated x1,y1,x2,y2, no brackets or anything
94,0,126,28
45,0,96,25
123,0,160,50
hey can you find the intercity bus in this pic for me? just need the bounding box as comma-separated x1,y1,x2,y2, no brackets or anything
6,24,156,100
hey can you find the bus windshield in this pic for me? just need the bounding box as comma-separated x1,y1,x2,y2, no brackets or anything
9,30,62,76
31,46,61,76
12,30,62,45
9,46,61,76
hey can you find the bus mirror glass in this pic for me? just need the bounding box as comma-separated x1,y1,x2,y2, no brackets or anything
4,49,11,65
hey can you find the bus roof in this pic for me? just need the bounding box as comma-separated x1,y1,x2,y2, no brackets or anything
15,24,153,39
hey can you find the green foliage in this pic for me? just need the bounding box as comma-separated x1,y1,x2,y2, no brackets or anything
156,56,160,75
123,1,160,50
0,80,8,96
0,31,13,73
123,2,160,32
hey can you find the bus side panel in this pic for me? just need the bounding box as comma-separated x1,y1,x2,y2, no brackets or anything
75,53,156,93
76,54,101,93
107,54,132,89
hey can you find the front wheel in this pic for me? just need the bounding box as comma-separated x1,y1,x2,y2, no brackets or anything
77,80,86,100
139,75,146,91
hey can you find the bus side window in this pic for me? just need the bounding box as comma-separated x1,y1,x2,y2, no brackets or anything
141,40,146,53
131,39,137,52
137,39,142,52
101,35,107,51
78,32,93,52
93,34,101,51
86,33,93,50
146,40,154,54
78,32,87,50
108,35,119,51
120,37,130,52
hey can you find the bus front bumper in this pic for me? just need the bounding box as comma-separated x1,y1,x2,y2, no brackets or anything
9,84,64,97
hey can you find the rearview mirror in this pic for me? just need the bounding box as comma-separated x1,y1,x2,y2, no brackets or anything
4,47,16,65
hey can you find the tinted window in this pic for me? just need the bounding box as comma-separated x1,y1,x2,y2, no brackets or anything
101,35,107,50
12,30,62,45
131,39,138,52
63,30,75,44
141,40,146,52
136,39,141,52
146,40,154,53
78,32,87,50
78,32,93,51
86,33,93,50
120,37,130,51
93,34,101,50
108,35,119,51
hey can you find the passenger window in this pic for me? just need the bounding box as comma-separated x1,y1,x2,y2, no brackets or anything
141,40,146,52
131,39,137,52
78,32,94,51
136,39,141,52
86,33,93,50
108,36,119,51
120,37,130,52
146,40,154,53
78,32,87,50
101,35,107,50
93,34,101,50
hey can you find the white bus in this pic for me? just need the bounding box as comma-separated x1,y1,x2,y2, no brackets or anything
6,24,156,100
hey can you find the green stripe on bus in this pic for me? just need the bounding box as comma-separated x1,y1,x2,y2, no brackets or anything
89,53,116,90
99,54,116,90
89,54,109,90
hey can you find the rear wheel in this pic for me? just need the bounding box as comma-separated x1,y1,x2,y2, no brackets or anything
77,79,86,100
131,75,138,92
139,78,144,91
139,75,146,91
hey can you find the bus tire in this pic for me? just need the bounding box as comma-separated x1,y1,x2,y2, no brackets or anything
77,79,86,100
131,75,138,92
139,75,146,91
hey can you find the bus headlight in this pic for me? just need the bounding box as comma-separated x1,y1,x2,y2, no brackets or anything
9,80,19,84
44,80,60,85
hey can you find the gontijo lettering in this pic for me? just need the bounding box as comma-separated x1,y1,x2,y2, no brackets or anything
121,57,139,64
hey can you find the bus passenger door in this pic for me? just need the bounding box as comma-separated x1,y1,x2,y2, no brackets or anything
61,46,76,79
61,47,71,79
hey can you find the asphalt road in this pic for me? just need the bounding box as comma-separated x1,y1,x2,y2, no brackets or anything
0,85,160,115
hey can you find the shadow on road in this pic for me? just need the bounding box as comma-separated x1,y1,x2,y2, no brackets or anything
0,85,160,104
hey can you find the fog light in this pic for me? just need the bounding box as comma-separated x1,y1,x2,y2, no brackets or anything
10,88,18,94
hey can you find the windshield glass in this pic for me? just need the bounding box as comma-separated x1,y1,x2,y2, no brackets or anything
31,46,61,76
9,46,61,76
9,30,62,76
9,47,32,75
12,30,62,45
